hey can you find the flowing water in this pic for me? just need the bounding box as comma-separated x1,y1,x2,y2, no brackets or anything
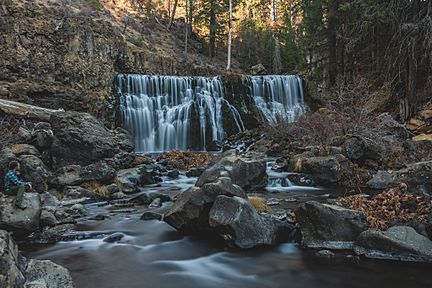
245,75,307,125
117,75,245,153
22,161,432,288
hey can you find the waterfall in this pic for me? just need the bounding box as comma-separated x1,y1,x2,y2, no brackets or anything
117,74,245,153
245,75,306,125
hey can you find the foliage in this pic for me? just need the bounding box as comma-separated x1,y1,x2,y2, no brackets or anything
81,181,109,197
0,114,25,150
336,184,432,230
157,151,214,170
248,196,270,213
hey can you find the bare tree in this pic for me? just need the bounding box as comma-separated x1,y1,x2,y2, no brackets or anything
226,0,232,70
168,0,178,29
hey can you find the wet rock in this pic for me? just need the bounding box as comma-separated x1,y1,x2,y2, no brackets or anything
130,192,171,205
0,230,26,287
25,259,74,288
63,186,100,201
196,150,267,191
167,170,180,179
31,224,75,244
40,210,57,228
291,154,351,184
50,112,119,168
19,155,52,193
0,193,42,237
88,214,108,221
141,211,163,221
266,198,281,206
367,161,432,192
103,232,125,243
149,198,162,208
115,167,141,194
209,195,295,248
186,167,205,177
139,165,163,185
315,250,335,258
354,226,432,263
41,192,60,209
344,136,386,163
111,192,127,200
106,183,119,194
295,201,368,249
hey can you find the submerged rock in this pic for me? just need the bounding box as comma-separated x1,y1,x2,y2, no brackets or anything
0,193,42,237
103,232,125,243
295,201,368,249
209,195,295,248
141,211,162,221
354,226,432,263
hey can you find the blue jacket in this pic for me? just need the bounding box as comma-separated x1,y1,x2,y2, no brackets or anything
4,170,29,193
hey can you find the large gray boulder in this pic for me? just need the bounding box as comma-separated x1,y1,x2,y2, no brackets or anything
19,155,52,193
31,122,54,151
0,230,26,288
367,161,432,192
295,201,368,249
49,112,119,168
354,226,432,263
115,165,162,194
196,150,267,191
0,193,41,237
50,161,115,187
164,177,246,233
290,154,351,184
344,136,386,163
24,259,74,288
209,195,295,248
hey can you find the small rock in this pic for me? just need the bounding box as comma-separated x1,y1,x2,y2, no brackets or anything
167,170,180,179
266,198,281,206
149,198,162,208
141,211,162,221
315,250,335,258
40,210,57,227
111,192,127,200
103,232,124,243
186,167,205,177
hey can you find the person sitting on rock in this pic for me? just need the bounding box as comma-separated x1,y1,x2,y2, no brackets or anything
3,160,32,209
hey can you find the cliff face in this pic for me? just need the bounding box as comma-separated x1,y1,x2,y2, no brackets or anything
0,0,235,121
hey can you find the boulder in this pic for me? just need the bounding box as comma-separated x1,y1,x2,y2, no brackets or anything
295,201,368,249
0,193,41,237
50,161,115,187
62,186,100,201
40,210,57,228
31,122,54,150
113,127,134,153
141,212,162,221
367,161,432,192
115,167,141,194
8,144,41,157
186,167,205,177
19,155,52,193
164,177,246,233
49,112,119,168
344,136,386,163
25,259,74,288
0,149,18,188
196,150,267,191
0,230,26,287
250,64,267,75
354,226,432,263
209,195,295,248
291,154,351,184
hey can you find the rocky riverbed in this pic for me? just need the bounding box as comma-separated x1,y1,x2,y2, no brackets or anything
1,107,432,287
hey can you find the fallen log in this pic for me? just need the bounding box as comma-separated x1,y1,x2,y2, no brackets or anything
0,99,64,121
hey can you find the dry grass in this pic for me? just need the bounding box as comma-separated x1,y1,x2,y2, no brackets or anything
157,151,214,170
248,196,270,213
336,184,432,230
81,181,109,197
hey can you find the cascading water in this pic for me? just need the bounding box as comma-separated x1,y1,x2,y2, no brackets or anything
117,74,245,153
246,75,307,125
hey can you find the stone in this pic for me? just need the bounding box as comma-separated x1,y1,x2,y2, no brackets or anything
111,192,127,200
250,63,267,75
354,226,432,263
209,195,296,248
344,136,386,162
25,259,74,288
167,170,180,179
50,112,119,168
8,144,40,157
41,192,60,209
50,161,115,187
114,127,134,153
31,122,54,150
141,211,162,221
148,198,162,208
0,193,42,237
315,250,335,258
367,161,432,192
0,149,18,188
19,155,52,193
186,167,205,177
62,186,100,201
291,154,351,184
40,210,57,228
103,232,125,243
106,183,119,194
295,201,368,249
196,150,267,191
0,230,26,287
115,167,141,194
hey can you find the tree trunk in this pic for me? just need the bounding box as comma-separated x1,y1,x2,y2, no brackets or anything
185,0,188,53
168,0,178,29
0,99,64,121
209,0,216,58
226,0,232,70
327,2,338,86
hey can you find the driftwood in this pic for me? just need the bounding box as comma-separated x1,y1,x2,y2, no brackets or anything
0,99,64,121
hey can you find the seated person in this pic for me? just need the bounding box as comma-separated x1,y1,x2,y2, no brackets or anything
3,160,32,209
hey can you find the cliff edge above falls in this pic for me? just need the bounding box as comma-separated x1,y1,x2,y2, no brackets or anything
0,0,240,121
